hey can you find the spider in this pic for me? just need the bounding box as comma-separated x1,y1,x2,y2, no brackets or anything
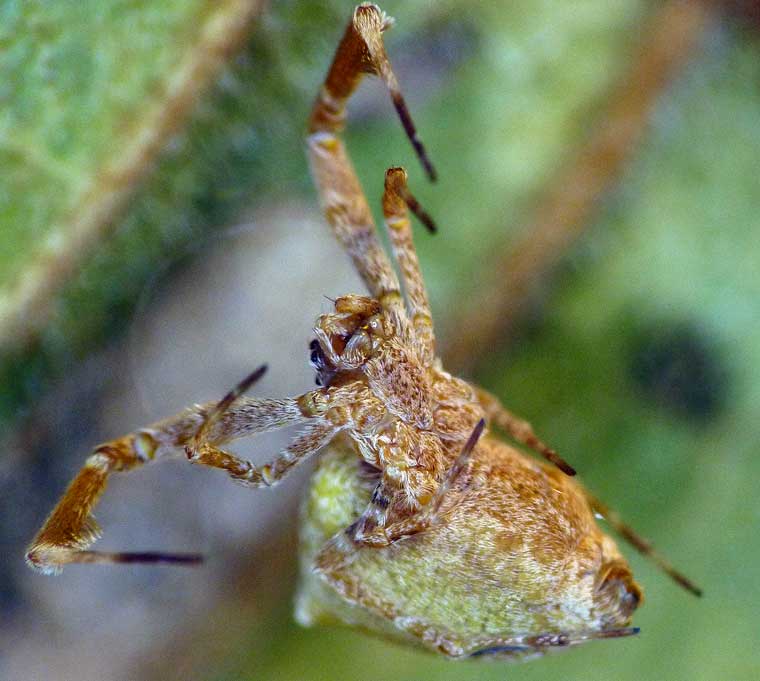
26,3,700,659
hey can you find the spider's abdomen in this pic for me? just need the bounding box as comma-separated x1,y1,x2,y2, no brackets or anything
295,437,641,659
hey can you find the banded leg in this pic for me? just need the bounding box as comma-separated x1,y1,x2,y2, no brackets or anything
476,387,700,595
25,369,342,574
367,417,484,544
24,436,205,574
383,167,437,364
586,493,702,597
475,386,577,476
323,419,484,575
307,3,435,309
188,420,337,488
458,625,641,658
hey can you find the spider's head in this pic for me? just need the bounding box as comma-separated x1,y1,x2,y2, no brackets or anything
311,294,393,385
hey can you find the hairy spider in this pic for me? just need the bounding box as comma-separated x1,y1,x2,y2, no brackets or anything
26,3,700,660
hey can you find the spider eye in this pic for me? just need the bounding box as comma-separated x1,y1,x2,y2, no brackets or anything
310,350,321,364
309,339,320,351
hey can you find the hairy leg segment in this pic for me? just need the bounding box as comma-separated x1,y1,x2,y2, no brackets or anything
25,367,359,573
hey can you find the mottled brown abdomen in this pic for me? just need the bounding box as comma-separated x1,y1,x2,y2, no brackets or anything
295,435,641,659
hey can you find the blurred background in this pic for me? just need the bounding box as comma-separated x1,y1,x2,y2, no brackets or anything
1,1,759,679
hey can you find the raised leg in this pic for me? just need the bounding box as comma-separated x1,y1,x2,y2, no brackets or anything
585,493,702,597
475,385,577,476
383,167,437,364
25,438,206,574
25,368,347,574
307,3,435,310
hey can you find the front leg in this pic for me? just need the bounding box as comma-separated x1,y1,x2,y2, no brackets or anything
25,368,348,574
307,3,435,308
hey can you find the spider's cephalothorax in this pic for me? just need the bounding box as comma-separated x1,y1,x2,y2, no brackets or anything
307,281,487,529
26,2,699,660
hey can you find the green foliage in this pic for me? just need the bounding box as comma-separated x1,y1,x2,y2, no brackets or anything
0,0,346,425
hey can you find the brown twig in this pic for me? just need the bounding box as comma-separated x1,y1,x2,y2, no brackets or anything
0,0,265,352
443,0,716,373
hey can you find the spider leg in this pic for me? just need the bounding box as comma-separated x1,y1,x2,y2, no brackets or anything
461,625,641,658
327,419,484,564
474,385,577,476
585,493,702,597
25,369,343,574
188,420,337,488
307,4,434,310
349,481,395,546
348,471,437,548
382,167,437,364
356,6,437,182
24,433,207,574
